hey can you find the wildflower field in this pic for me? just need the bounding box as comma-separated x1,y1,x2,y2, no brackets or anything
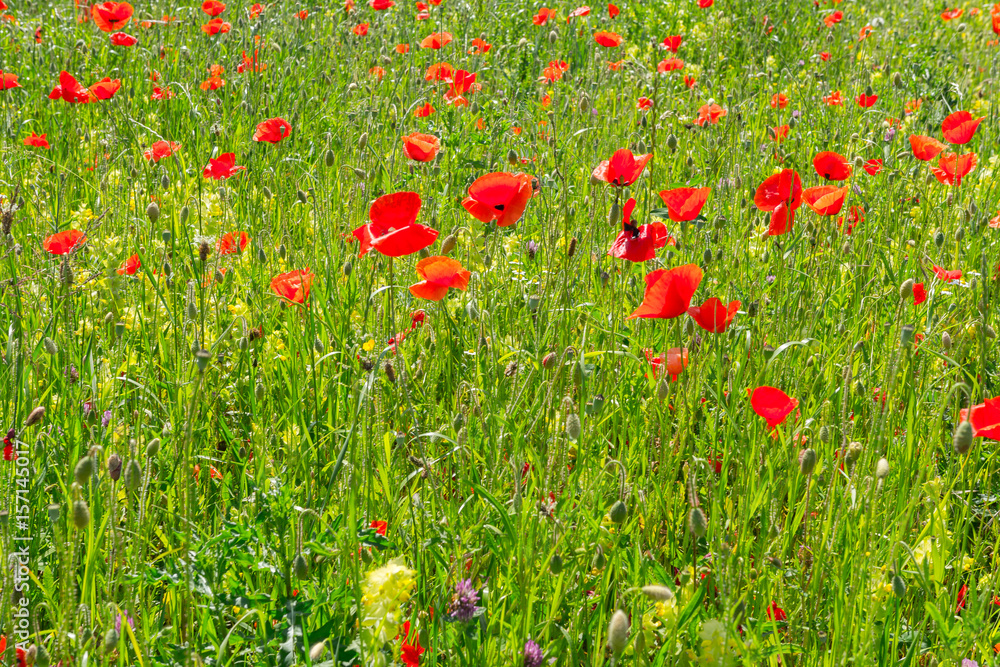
3,0,1000,664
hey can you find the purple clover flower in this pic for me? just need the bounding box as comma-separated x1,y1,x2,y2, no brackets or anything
523,639,543,667
448,579,481,622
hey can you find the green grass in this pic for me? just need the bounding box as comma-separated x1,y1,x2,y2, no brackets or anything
2,0,1000,664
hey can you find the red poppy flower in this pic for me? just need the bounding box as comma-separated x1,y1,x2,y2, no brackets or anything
941,110,983,145
540,60,569,82
238,50,267,73
202,0,226,15
608,198,670,263
143,140,180,162
931,152,977,186
855,92,877,107
91,1,133,31
253,117,292,144
592,148,652,187
959,396,1000,440
662,35,682,51
49,71,91,104
637,96,653,110
23,132,49,149
941,7,963,19
627,264,702,320
217,231,249,254
151,86,174,100
932,265,962,282
658,187,710,222
823,10,843,26
863,158,883,175
1,70,20,89
657,57,685,73
351,22,368,35
608,2,619,17
645,348,689,381
909,135,946,161
250,2,264,17
446,69,478,98
770,93,789,109
748,386,798,429
117,253,141,275
533,7,556,24
802,185,847,216
813,151,851,180
567,5,590,20
695,103,726,125
400,621,425,667
402,133,440,162
770,124,790,142
295,9,308,18
89,77,121,100
203,152,245,179
43,229,86,255
424,62,454,81
468,37,491,54
202,17,231,33
369,0,394,8
912,282,926,305
409,256,471,301
110,31,136,45
688,297,740,333
200,76,225,91
698,0,713,7
819,51,831,61
766,602,787,621
353,192,438,257
395,43,411,54
684,74,696,88
420,31,452,48
754,169,802,235
270,269,314,304
413,102,436,117
823,90,843,106
462,172,534,227
593,30,621,47
0,637,26,667
371,519,388,535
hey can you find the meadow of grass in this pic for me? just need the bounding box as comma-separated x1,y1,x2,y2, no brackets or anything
1,0,1000,664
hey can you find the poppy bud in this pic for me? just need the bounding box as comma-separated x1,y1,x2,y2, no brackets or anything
441,234,457,255
237,336,249,350
75,456,94,485
42,336,58,355
591,544,606,569
107,453,123,481
955,227,964,242
864,85,874,98
686,155,694,168
565,413,581,441
161,173,170,190
798,448,817,475
548,30,557,43
608,202,621,226
33,643,49,667
953,421,974,455
146,438,160,457
549,552,563,574
180,205,190,224
313,337,325,355
641,585,675,601
876,457,889,479
506,148,518,165
195,348,211,372
104,628,120,652
747,301,758,317
309,642,326,663
899,324,914,346
656,378,669,401
353,168,366,179
214,269,225,284
578,94,590,114
358,132,368,151
608,499,627,524
788,116,797,130
934,230,945,248
541,352,557,369
845,441,862,465
123,459,142,491
255,383,265,402
688,507,707,538
73,499,91,529
892,71,903,88
941,331,952,350
325,149,336,167
666,134,678,151
892,574,906,598
418,247,430,259
607,610,630,657
186,302,198,320
599,270,610,288
819,425,831,443
294,553,310,579
899,279,913,301
257,247,267,263
25,406,45,427
702,248,713,265
984,324,997,339
384,360,396,383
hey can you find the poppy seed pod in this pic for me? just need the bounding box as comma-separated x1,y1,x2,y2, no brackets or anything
641,585,675,601
666,134,678,151
108,454,123,481
656,378,669,401
899,279,913,301
875,457,889,479
42,336,58,355
73,499,91,529
845,441,862,465
297,189,308,204
565,413,581,441
104,628,120,652
75,456,95,485
441,234,457,255
953,421,974,455
819,425,831,443
892,574,906,598
549,552,563,574
934,230,945,248
146,437,160,457
688,507,707,538
325,149,335,167
798,448,817,475
607,610,630,657
146,201,160,223
548,30,557,43
25,406,45,427
591,544,606,569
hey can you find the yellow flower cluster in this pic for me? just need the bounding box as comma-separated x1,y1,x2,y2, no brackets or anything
361,558,417,647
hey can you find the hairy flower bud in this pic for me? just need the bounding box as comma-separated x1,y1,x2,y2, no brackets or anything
607,610,630,656
953,421,974,455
